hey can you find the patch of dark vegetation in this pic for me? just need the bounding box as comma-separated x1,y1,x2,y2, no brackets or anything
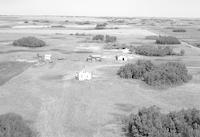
105,35,117,43
92,34,104,41
70,33,89,36
92,35,117,43
75,21,91,25
51,25,65,28
105,43,130,49
194,43,200,48
0,25,11,28
173,28,186,32
145,35,159,40
156,36,181,45
131,45,184,56
13,37,46,48
123,106,200,137
117,60,191,87
94,23,107,30
74,51,93,54
0,113,36,137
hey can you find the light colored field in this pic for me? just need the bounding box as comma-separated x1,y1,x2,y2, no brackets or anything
0,16,200,137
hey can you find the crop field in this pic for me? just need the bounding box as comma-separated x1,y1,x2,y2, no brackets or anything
0,16,200,137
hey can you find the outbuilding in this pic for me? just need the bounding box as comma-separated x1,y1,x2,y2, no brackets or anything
116,55,128,62
75,69,92,81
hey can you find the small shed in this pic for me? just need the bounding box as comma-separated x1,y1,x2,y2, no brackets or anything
44,54,53,63
122,48,130,54
86,55,102,62
116,55,128,62
75,69,92,81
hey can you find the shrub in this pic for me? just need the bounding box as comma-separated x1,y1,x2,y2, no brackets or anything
123,106,200,137
51,25,65,28
143,62,192,87
13,37,46,48
0,113,35,137
105,35,117,43
145,35,159,40
133,45,174,56
195,43,200,48
180,49,185,56
117,60,155,79
92,35,104,41
118,60,191,87
156,36,181,44
95,23,107,29
173,28,186,32
105,43,129,49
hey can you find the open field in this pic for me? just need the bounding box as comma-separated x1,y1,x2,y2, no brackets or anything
0,16,200,137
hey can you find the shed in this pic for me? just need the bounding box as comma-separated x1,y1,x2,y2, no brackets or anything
122,48,130,54
44,54,52,62
75,69,92,81
116,55,128,62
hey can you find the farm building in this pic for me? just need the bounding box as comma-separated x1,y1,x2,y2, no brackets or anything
75,69,92,81
36,53,53,63
122,48,130,54
116,55,128,61
86,55,102,62
44,54,52,62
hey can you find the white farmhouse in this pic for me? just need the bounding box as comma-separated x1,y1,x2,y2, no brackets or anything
116,55,128,62
44,54,52,62
75,69,92,81
122,48,130,54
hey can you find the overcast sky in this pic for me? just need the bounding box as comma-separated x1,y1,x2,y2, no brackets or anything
0,0,199,18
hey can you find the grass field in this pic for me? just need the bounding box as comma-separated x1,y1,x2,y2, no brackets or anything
0,16,200,137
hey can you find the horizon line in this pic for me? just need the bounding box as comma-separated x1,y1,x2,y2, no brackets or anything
0,14,200,19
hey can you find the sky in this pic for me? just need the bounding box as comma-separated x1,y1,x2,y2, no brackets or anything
0,0,200,18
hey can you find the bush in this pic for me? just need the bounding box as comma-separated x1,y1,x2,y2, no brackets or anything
173,28,186,32
118,60,191,87
117,60,155,79
95,23,107,29
123,106,200,137
51,25,65,28
105,43,129,49
13,37,46,48
105,35,117,43
143,62,192,87
145,35,159,40
195,43,200,48
133,45,174,56
92,35,104,41
156,36,181,44
0,113,35,137
180,49,185,56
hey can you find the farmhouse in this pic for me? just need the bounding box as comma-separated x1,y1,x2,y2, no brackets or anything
116,55,128,61
44,54,52,62
122,48,130,54
75,69,92,81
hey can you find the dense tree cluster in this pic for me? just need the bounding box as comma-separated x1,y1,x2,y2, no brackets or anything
0,113,35,137
13,36,46,48
132,45,185,56
132,45,174,56
123,106,200,137
173,28,186,32
156,36,181,45
117,60,191,87
92,35,117,43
